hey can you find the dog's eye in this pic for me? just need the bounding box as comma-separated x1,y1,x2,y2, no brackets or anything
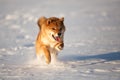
60,28,62,31
52,28,56,30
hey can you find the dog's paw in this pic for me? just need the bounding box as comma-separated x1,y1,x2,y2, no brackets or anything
55,43,64,51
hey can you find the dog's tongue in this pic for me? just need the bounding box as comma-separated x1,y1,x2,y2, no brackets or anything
56,37,61,42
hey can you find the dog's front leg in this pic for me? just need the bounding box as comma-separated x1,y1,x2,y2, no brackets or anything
55,42,64,51
42,46,51,64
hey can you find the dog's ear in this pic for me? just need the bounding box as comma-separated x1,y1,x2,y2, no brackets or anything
47,19,52,25
60,17,64,22
37,16,47,29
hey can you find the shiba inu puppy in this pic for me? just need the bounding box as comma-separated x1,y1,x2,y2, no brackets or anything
36,16,65,64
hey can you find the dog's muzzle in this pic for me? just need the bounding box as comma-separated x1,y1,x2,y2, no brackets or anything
52,34,61,42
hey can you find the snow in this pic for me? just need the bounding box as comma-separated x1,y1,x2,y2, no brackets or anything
0,0,120,80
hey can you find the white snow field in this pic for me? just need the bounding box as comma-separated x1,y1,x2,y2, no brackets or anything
0,0,120,80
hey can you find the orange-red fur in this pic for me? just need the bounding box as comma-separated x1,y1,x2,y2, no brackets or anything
36,16,65,64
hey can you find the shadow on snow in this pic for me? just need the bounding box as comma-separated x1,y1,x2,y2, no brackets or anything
61,51,120,62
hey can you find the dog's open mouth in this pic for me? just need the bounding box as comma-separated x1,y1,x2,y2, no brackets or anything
52,35,61,42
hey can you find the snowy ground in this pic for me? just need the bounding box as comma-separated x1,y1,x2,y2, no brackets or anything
0,0,120,80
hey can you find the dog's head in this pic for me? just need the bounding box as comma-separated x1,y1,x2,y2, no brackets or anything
37,16,65,42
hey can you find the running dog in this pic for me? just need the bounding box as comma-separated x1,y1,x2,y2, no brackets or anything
36,16,65,64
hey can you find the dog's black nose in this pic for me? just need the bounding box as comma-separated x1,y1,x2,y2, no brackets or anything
58,33,61,36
